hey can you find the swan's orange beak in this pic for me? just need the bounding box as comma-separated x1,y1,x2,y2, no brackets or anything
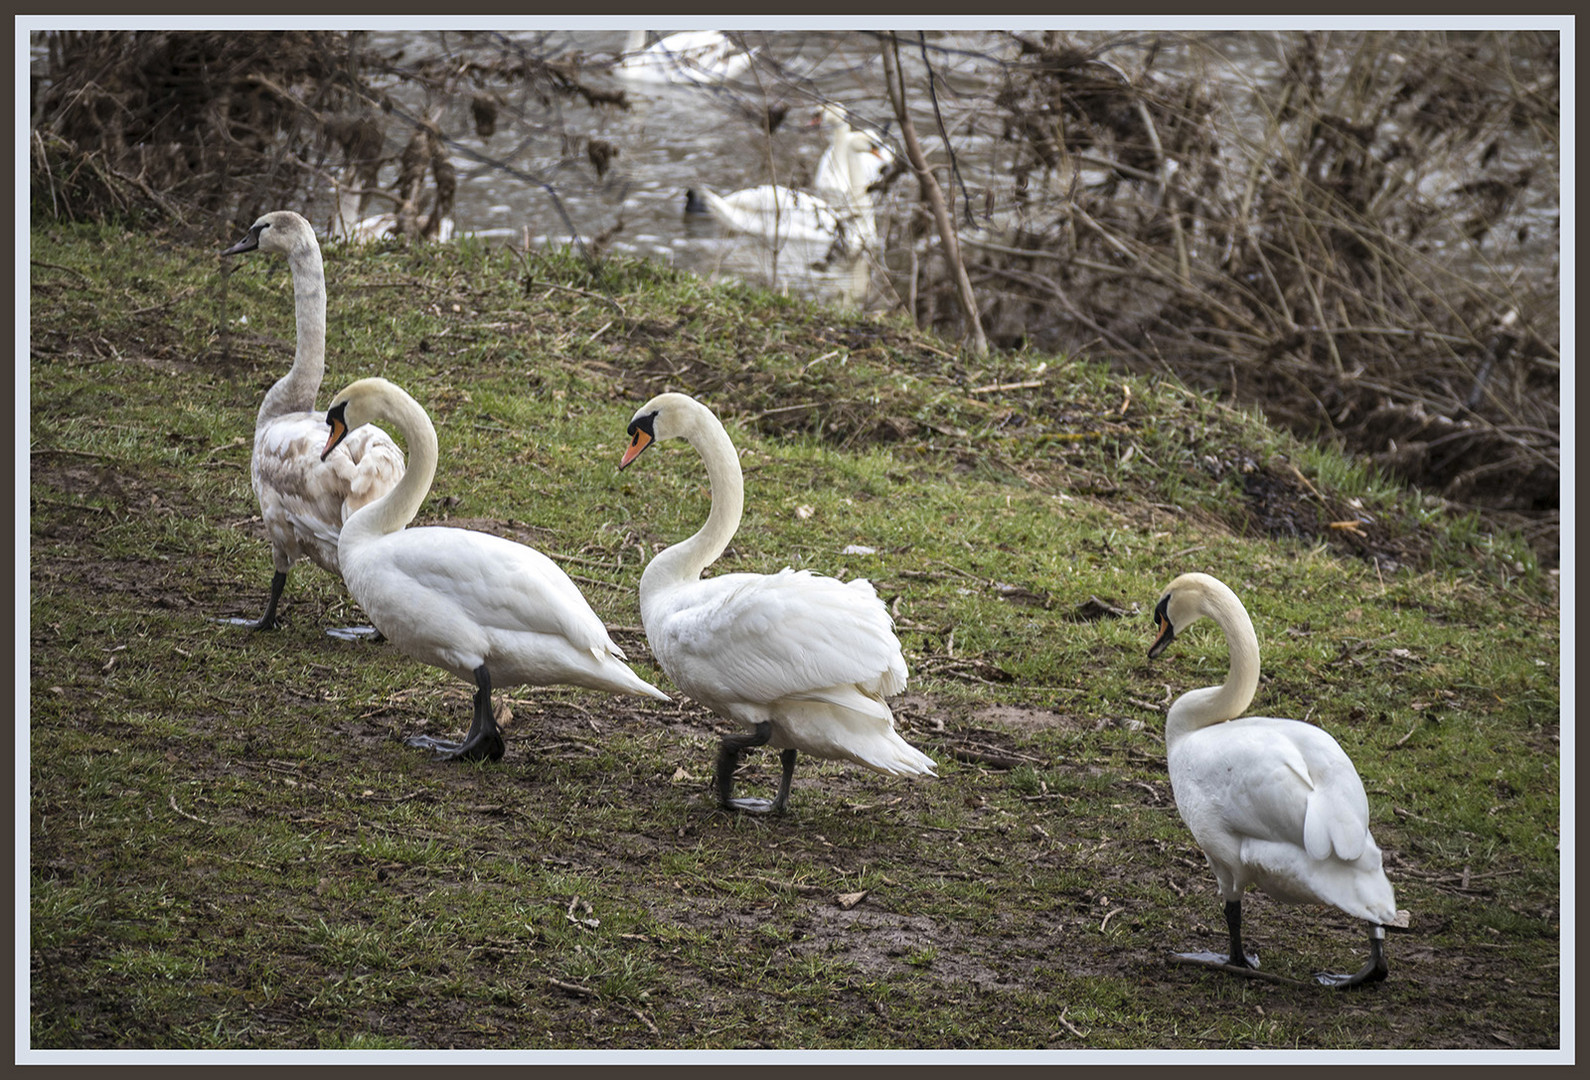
322,416,348,462
619,428,652,470
1149,616,1174,659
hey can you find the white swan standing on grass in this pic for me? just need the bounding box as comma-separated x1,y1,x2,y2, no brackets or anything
220,210,405,633
321,377,668,762
616,29,754,86
617,392,935,814
1148,572,1404,988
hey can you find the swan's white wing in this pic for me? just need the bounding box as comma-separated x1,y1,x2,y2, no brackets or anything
648,568,907,707
379,528,616,649
345,526,667,700
655,30,732,53
719,186,835,219
338,424,408,514
1176,718,1375,864
252,411,404,573
620,31,751,84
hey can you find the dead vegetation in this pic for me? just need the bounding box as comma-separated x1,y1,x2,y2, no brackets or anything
28,30,619,237
953,31,1559,561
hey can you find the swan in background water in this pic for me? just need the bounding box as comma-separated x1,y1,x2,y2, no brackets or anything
687,106,881,257
618,392,935,814
338,212,456,245
219,210,404,633
1149,572,1404,988
321,377,668,762
617,30,754,86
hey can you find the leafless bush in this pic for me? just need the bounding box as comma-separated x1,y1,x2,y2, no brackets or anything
28,30,622,235
947,30,1558,556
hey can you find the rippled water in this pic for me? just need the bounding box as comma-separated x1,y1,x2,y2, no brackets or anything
333,29,1555,319
31,28,1554,316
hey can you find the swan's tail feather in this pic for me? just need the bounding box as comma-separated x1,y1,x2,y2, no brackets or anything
1240,836,1398,926
773,690,937,778
579,646,671,701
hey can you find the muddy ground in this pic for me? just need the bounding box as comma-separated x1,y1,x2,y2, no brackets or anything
30,492,1559,1050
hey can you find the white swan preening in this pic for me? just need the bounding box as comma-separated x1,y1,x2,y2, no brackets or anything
322,377,668,762
616,30,753,86
618,392,936,814
1149,572,1401,988
688,105,883,257
220,210,405,632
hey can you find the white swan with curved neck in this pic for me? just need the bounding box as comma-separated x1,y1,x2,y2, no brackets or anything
616,29,753,86
220,210,405,632
618,392,935,814
1149,572,1400,988
322,377,667,762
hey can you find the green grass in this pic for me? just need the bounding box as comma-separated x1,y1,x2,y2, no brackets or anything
27,220,1560,1051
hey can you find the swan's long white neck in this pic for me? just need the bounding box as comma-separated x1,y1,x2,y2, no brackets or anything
341,387,438,545
825,114,875,208
1165,583,1261,745
825,113,855,186
256,241,327,424
639,405,744,598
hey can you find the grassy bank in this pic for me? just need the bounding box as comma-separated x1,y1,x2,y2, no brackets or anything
28,221,1560,1050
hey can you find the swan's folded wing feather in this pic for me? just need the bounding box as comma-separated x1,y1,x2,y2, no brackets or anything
1197,718,1372,863
337,424,406,512
653,568,907,705
380,528,618,652
1184,720,1315,848
254,411,402,571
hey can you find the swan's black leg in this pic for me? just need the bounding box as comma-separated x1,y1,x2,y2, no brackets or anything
1224,899,1256,968
715,722,784,813
1315,925,1389,989
769,748,798,815
405,664,506,762
250,571,288,631
1175,899,1260,969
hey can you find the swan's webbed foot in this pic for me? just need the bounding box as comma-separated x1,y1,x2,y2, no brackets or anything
405,664,505,763
1173,949,1260,970
404,730,504,762
218,615,275,629
1314,929,1388,989
723,795,782,814
1177,899,1259,971
325,625,383,642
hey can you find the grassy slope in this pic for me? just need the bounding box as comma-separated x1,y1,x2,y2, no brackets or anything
28,221,1560,1050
